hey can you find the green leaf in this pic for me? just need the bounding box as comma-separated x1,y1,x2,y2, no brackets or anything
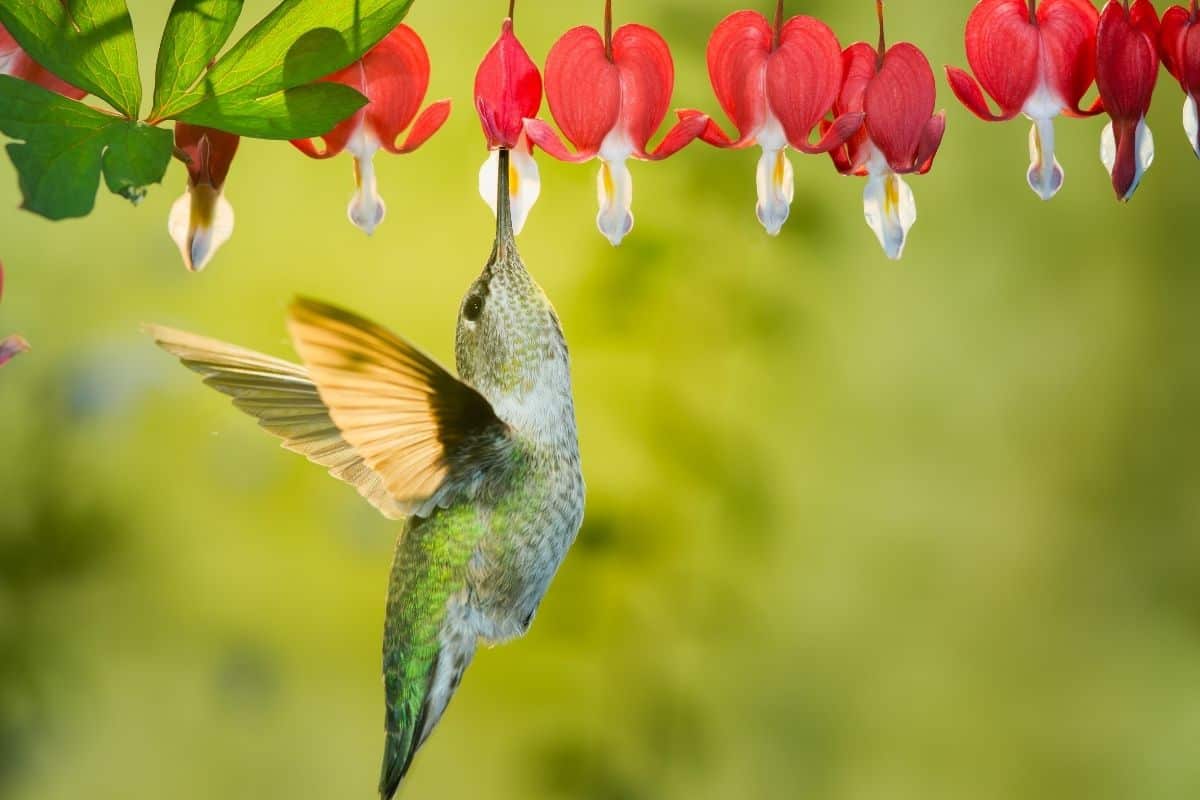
0,76,172,220
158,0,414,121
176,81,366,140
0,0,142,119
152,0,245,118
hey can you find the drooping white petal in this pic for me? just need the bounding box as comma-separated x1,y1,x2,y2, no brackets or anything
755,146,794,235
1026,117,1064,201
345,128,384,235
863,170,916,261
1100,117,1155,201
596,158,634,246
168,184,235,272
1184,94,1199,159
478,144,541,235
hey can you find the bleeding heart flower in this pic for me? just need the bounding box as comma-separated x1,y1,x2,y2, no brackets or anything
825,2,946,260
474,8,543,235
946,0,1101,200
678,2,864,235
1096,0,1161,201
0,23,85,99
0,260,29,368
291,24,451,235
169,123,240,272
1160,2,1200,157
524,0,709,245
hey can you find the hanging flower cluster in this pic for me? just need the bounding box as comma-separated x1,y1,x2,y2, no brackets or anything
12,2,1200,278
949,0,1200,204
683,1,944,259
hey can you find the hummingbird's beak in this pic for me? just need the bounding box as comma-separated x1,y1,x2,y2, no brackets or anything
492,148,518,260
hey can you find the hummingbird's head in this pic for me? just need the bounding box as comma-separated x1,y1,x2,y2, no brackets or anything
454,150,575,443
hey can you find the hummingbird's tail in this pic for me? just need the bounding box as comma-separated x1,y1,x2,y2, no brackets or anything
378,542,478,800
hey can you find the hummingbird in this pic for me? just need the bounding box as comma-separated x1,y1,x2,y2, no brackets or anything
148,148,584,798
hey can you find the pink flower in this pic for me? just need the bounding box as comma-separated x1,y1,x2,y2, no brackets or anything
474,11,543,234
291,24,451,234
825,2,946,259
169,123,240,272
681,3,863,234
1160,2,1200,157
946,0,1101,199
525,0,708,245
1096,0,1161,201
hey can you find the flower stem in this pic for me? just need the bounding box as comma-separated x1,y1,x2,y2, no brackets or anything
1028,0,1037,24
508,0,515,20
1191,0,1197,20
773,0,784,48
875,0,886,67
604,0,614,61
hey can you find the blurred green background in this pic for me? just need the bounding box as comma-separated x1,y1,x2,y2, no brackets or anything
3,1,1200,798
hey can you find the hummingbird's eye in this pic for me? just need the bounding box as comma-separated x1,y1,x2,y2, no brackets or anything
463,294,485,322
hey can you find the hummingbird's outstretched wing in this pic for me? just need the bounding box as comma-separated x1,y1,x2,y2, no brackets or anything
286,297,514,518
147,325,409,519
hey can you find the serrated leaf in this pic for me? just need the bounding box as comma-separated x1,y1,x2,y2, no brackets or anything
0,76,172,219
0,0,142,119
175,81,366,139
157,0,414,121
152,0,245,118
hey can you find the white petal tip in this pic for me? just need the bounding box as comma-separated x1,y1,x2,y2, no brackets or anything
864,171,916,261
169,186,234,273
755,147,794,237
1184,95,1200,159
348,191,385,235
596,158,634,247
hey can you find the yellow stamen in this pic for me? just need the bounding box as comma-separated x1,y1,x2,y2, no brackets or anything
884,173,900,214
353,158,363,189
190,184,219,228
773,150,787,187
601,161,614,200
509,160,520,198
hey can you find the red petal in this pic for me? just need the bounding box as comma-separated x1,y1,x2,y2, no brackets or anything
831,43,878,172
1096,0,1160,122
360,25,434,145
0,23,86,99
794,111,865,155
544,26,621,154
1039,0,1101,114
385,98,451,154
474,18,543,149
945,66,1020,121
676,109,737,147
523,117,598,162
821,119,857,174
1160,6,1190,80
962,0,1040,114
914,111,948,175
174,122,240,189
705,10,772,146
611,23,675,153
864,43,938,173
765,15,843,149
641,112,708,160
1161,6,1200,94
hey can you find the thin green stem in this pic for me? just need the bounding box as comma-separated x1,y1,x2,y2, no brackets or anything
773,0,784,48
508,0,515,21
